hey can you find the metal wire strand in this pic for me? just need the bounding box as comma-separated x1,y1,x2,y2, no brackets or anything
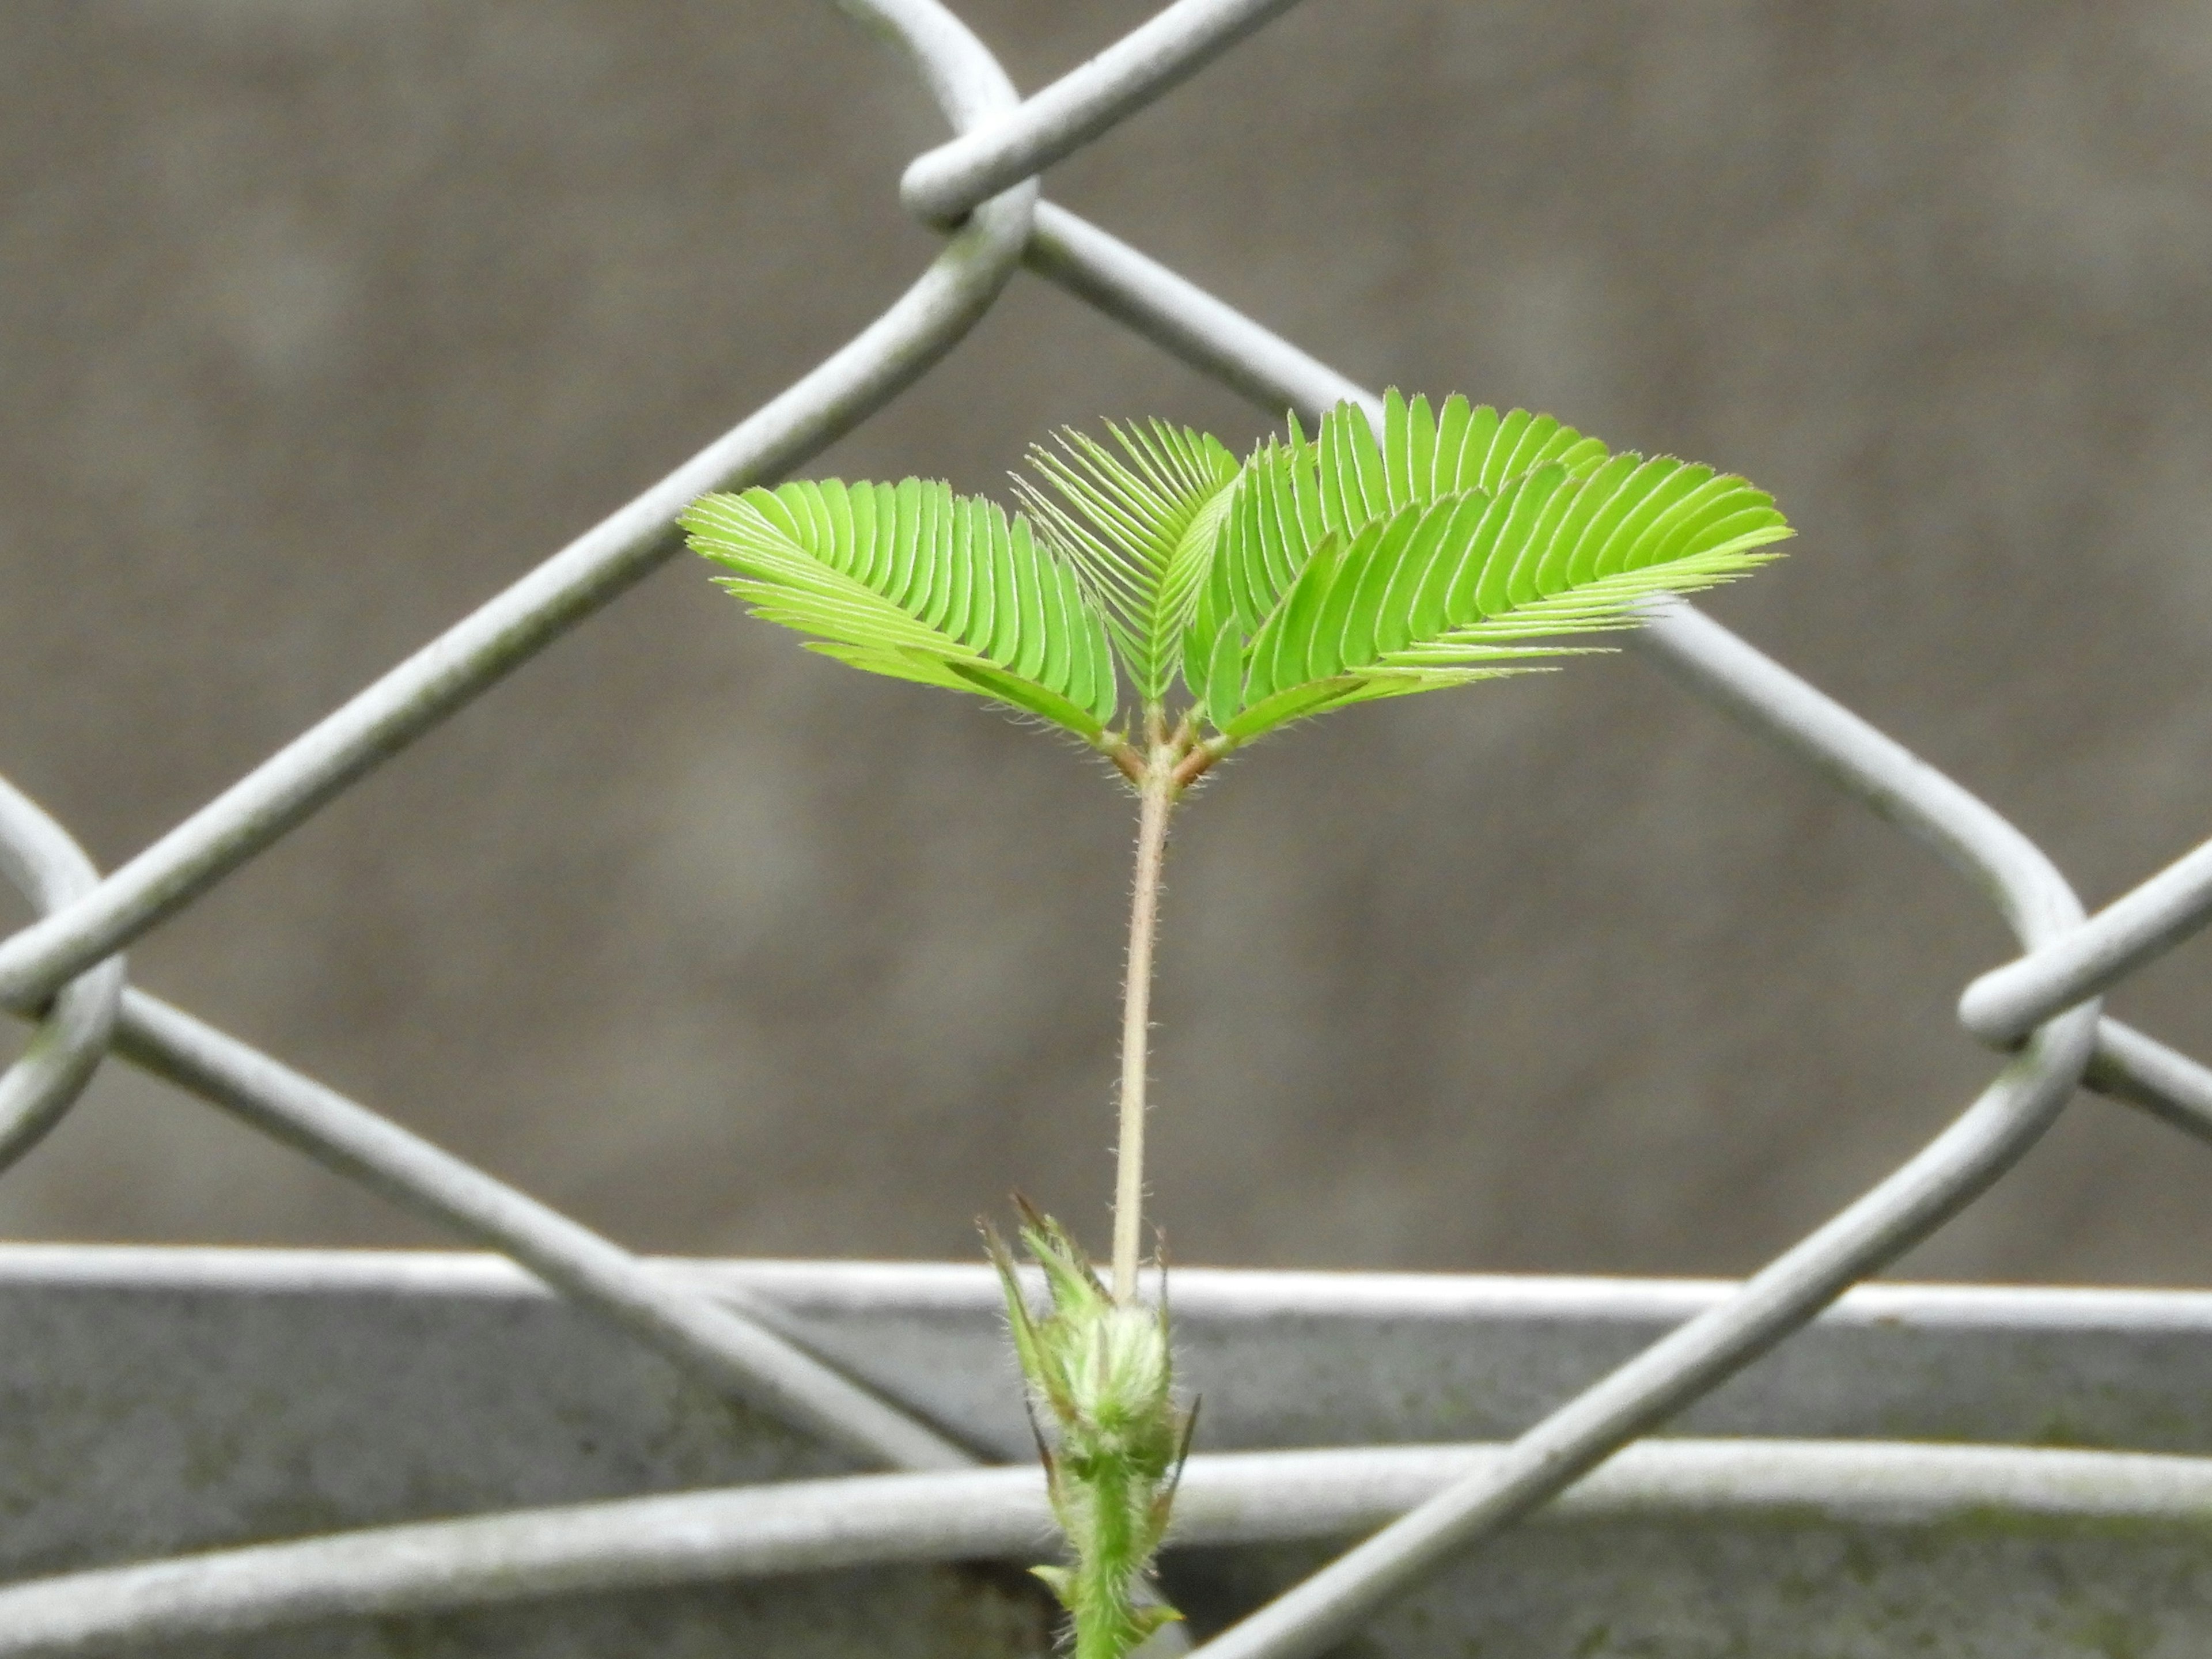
2087,1018,2212,1146
1961,833,2212,1046
0,777,124,1176
3,1439,2208,1657
899,0,1309,225
113,990,972,1473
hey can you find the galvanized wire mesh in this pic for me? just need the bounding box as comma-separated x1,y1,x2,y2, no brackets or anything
3,0,2212,1653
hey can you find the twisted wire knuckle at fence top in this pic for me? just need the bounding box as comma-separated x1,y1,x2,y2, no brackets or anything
3,2,2212,1655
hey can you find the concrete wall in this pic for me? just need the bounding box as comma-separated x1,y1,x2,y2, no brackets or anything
1,1,2208,1285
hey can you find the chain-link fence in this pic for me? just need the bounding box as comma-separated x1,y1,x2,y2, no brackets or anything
3,1,2212,1653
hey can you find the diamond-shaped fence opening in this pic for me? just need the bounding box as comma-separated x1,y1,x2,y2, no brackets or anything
3,2,2212,1655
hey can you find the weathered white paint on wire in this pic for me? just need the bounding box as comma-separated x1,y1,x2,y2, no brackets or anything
0,780,122,1176
1961,834,2212,1046
2087,1018,2212,1146
3,1439,2209,1657
899,0,1308,224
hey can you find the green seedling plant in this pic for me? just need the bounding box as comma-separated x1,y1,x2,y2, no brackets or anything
683,390,1792,1658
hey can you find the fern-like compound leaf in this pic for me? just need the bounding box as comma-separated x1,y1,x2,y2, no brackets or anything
1181,391,1616,728
1219,456,1790,740
684,479,1120,744
1014,421,1241,704
1191,392,1791,744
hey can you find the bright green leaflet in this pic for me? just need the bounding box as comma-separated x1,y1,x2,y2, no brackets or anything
1184,389,1790,740
1013,419,1241,704
1181,392,1609,720
683,479,1120,745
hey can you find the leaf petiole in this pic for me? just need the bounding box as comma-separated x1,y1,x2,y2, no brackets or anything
1112,704,1177,1304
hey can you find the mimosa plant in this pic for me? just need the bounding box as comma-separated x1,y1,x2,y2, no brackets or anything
683,390,1792,1657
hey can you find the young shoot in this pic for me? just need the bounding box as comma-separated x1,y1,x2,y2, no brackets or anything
986,1198,1191,1659
685,391,1792,1657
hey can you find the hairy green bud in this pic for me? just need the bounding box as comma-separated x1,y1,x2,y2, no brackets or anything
987,1199,1194,1659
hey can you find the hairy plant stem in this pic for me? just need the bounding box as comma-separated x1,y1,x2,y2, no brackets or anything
1074,1460,1142,1659
1111,708,1177,1304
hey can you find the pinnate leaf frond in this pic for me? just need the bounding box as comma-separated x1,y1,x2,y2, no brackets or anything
684,479,1119,744
1205,400,1793,743
1014,421,1240,702
1181,391,1619,727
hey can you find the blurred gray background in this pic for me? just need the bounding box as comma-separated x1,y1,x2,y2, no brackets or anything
0,1,2207,1285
